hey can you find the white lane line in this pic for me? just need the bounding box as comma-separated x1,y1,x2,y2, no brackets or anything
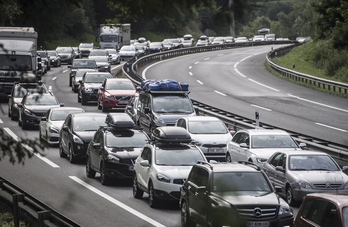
111,64,124,71
52,77,57,81
189,66,192,69
248,78,279,92
3,127,60,168
315,123,347,132
214,90,227,96
62,69,68,73
287,94,348,113
233,62,247,78
189,72,193,76
204,58,210,61
69,176,166,227
194,61,199,64
197,80,203,85
251,104,272,111
0,119,3,123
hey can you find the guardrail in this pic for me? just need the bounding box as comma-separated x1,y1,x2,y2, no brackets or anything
122,40,348,164
0,176,80,227
267,45,348,95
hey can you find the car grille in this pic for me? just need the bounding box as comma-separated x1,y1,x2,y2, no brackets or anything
31,111,46,117
115,96,132,101
173,179,185,185
169,191,181,200
236,205,277,219
314,183,342,189
202,144,226,148
93,88,99,93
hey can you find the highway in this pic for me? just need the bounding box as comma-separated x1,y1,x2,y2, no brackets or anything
2,44,345,226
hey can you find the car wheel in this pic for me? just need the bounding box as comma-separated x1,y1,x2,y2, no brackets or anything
101,103,108,112
69,145,76,163
100,162,110,185
97,99,102,110
181,201,196,227
86,156,96,178
59,143,67,158
8,106,11,118
69,77,72,87
133,174,144,199
148,182,159,208
77,94,81,103
39,130,44,142
81,95,87,105
18,114,22,126
286,186,297,206
226,153,232,162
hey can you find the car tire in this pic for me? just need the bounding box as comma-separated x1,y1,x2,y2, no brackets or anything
132,174,144,199
81,95,87,105
97,99,102,110
100,162,110,185
86,156,96,178
226,153,232,162
8,107,11,118
181,201,196,227
286,186,297,206
77,94,81,103
59,143,67,158
69,145,76,164
18,115,22,126
39,130,44,142
148,182,159,208
101,104,108,112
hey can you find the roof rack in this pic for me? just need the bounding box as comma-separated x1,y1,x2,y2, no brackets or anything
238,161,261,171
151,126,192,144
105,113,135,129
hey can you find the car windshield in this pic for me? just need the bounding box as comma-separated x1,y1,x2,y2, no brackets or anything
50,109,84,121
152,95,194,113
188,121,228,134
47,51,57,56
14,86,46,98
73,116,107,131
155,146,205,166
120,46,135,51
289,155,340,171
100,34,118,42
213,172,271,193
79,44,93,48
251,135,298,148
56,47,71,53
72,60,97,68
84,73,112,83
90,50,108,56
150,43,162,47
107,49,117,54
0,55,32,71
106,131,148,148
37,52,47,57
25,95,58,105
105,80,135,90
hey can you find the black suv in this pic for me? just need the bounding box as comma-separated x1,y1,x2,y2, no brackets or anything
180,161,294,227
68,59,98,87
86,113,149,185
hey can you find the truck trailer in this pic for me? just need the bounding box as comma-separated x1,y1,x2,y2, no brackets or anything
0,27,39,98
97,24,131,50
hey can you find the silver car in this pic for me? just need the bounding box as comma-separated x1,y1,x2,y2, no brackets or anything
262,150,348,206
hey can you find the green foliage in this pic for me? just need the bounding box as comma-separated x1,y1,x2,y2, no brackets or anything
0,0,22,25
0,212,31,227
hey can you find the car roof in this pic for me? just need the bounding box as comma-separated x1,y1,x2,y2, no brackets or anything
275,150,328,156
304,193,348,206
239,129,290,136
179,116,221,122
49,106,84,111
70,112,107,118
105,78,131,82
198,162,260,173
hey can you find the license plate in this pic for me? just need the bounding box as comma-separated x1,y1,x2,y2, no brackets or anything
209,148,224,153
119,101,129,105
246,221,270,227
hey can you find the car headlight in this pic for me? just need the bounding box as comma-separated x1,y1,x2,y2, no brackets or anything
107,154,120,163
343,181,348,190
49,125,60,134
13,103,18,108
299,181,312,189
73,135,84,144
278,204,293,216
153,116,165,125
84,88,93,92
156,173,170,183
256,157,268,163
105,93,113,99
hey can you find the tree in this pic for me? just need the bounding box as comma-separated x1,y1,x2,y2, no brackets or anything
0,0,22,25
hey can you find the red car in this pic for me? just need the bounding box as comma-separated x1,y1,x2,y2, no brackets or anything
97,78,136,112
293,193,348,227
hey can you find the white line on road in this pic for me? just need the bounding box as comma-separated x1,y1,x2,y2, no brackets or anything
197,80,203,84
248,78,280,91
0,119,3,123
52,77,57,81
204,58,210,61
189,72,193,76
315,123,347,132
194,61,199,64
251,104,272,111
62,69,68,73
69,176,166,227
189,66,192,69
287,94,348,113
34,154,60,168
214,90,227,96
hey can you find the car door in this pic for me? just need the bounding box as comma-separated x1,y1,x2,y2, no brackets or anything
138,93,152,134
89,131,103,171
263,152,283,185
229,132,249,162
39,109,50,138
272,153,287,190
60,115,71,152
136,147,152,190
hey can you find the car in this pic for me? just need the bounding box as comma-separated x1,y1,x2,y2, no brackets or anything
71,69,98,93
195,39,209,46
8,79,48,121
293,193,348,227
164,38,183,49
224,36,234,43
135,79,196,136
262,150,348,206
125,94,140,124
72,47,81,59
253,35,266,41
55,46,75,64
88,49,111,60
226,129,307,166
105,48,121,64
77,71,113,105
17,92,64,129
162,40,174,50
182,34,195,47
78,43,94,57
148,42,165,53
47,50,61,67
88,55,111,72
68,59,98,87
39,107,85,146
97,78,136,112
180,161,294,227
133,42,148,55
37,50,51,71
211,36,225,44
119,45,139,61
59,112,107,163
235,36,249,43
133,126,207,208
175,116,232,161
86,113,149,185
265,34,276,41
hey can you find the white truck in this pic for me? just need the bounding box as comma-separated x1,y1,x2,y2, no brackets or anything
0,27,39,98
97,23,131,50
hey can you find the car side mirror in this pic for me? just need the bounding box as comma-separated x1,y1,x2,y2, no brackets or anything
299,143,307,149
41,117,46,121
62,126,68,132
144,107,150,114
274,186,282,193
196,186,206,194
68,65,71,68
140,160,150,167
275,166,285,172
60,103,64,107
239,143,249,148
93,143,101,149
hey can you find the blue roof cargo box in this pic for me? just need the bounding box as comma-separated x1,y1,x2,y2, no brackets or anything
105,113,135,129
152,126,192,143
141,79,189,93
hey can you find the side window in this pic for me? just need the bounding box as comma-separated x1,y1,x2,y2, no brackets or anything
233,132,249,145
232,133,241,143
190,167,209,187
177,119,186,128
270,153,283,167
322,202,339,227
141,147,152,165
305,199,328,225
93,131,100,143
278,154,286,168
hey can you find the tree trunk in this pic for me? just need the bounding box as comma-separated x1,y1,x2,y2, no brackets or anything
229,0,235,37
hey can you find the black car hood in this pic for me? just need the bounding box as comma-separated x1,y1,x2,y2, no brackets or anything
212,191,283,206
75,131,97,142
108,147,142,159
25,105,60,113
84,83,102,89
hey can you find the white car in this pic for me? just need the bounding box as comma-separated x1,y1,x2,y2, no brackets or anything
119,45,138,61
39,107,85,146
175,116,232,161
132,126,207,208
105,48,121,64
226,129,306,166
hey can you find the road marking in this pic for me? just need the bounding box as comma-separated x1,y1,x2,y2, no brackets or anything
3,127,60,168
204,58,210,61
111,64,124,71
248,78,279,91
315,123,347,132
189,72,193,76
0,119,3,123
194,61,199,64
189,66,192,69
217,54,224,56
197,80,203,84
214,90,227,96
62,69,68,73
69,176,166,227
233,62,247,78
251,104,272,111
287,94,348,113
